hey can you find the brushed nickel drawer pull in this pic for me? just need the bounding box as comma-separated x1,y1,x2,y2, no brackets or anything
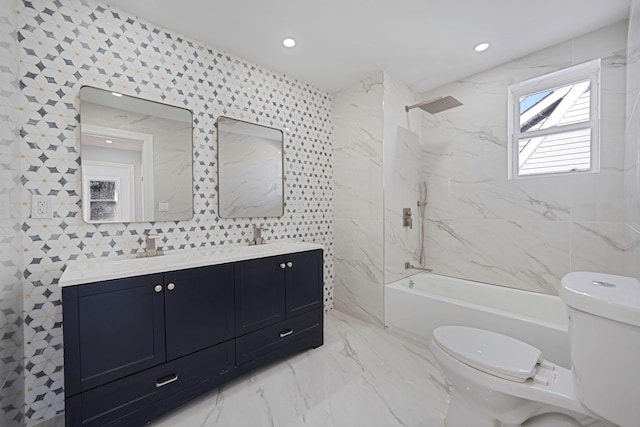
286,261,293,268
279,263,286,269
154,285,163,293
279,329,294,338
155,374,178,388
167,282,175,291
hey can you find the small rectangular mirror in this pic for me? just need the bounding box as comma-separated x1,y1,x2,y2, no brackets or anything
217,117,284,218
79,86,194,223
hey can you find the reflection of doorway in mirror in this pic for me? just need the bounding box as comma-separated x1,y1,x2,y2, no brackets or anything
82,161,134,222
81,125,154,221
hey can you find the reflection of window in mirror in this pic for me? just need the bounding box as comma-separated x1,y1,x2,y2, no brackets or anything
82,160,134,222
507,59,601,179
88,179,118,222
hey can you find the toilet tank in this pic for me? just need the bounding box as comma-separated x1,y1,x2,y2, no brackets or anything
560,272,640,427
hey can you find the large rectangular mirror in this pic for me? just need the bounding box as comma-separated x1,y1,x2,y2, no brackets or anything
79,86,193,223
217,117,284,218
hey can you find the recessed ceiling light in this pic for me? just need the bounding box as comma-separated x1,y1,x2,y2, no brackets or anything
474,42,490,52
282,38,296,48
105,140,113,144
111,92,123,97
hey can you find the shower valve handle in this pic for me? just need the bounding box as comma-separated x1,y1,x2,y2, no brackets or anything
403,208,413,229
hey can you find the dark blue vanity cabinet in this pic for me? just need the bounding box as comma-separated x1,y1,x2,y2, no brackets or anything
63,249,323,427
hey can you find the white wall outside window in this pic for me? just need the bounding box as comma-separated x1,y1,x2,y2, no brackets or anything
507,59,601,179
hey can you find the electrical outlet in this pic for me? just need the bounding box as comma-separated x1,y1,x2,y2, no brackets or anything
31,195,53,219
158,202,169,212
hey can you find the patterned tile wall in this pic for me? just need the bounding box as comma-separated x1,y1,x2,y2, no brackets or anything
0,0,25,426
15,0,334,424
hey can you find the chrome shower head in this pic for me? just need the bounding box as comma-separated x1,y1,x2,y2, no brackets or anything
405,96,463,114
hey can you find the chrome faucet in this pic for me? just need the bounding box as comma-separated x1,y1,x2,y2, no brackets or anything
249,225,268,245
138,234,164,257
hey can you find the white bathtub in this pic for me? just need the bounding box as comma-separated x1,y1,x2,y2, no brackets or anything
385,273,570,368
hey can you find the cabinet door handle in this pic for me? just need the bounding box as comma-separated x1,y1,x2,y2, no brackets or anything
279,263,286,269
279,329,294,338
167,283,175,291
286,261,293,268
154,285,163,293
155,374,179,388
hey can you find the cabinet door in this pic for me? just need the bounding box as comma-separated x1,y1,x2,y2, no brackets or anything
63,274,166,395
164,264,235,360
235,256,286,335
285,250,323,317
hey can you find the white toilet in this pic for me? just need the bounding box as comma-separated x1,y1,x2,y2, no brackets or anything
430,272,640,427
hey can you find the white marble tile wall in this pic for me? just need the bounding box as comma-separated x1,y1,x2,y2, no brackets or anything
382,72,424,284
15,0,334,424
421,22,629,294
332,72,385,326
626,0,640,279
333,71,431,322
0,1,24,426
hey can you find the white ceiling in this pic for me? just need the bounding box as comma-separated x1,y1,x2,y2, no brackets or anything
103,0,631,94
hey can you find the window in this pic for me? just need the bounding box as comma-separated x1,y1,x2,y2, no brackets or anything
82,160,135,222
508,59,600,178
87,179,119,222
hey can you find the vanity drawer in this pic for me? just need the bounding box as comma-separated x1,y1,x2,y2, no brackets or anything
236,310,322,365
72,340,234,427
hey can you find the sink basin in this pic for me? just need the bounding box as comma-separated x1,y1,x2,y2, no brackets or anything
106,253,195,274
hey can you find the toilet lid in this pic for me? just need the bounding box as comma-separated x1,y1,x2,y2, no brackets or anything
432,326,542,383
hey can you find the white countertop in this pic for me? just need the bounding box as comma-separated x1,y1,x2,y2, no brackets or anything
59,240,324,287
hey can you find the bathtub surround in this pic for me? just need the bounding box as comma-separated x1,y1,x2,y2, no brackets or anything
14,0,334,424
626,0,640,280
420,21,632,294
333,72,423,326
0,1,24,426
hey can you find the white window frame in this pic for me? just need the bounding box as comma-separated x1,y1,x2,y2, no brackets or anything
507,59,601,179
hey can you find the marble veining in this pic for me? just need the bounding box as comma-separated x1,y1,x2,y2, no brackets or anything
332,73,385,325
383,73,424,285
149,311,449,427
420,22,629,294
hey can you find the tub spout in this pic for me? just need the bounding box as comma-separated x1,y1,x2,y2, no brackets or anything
405,262,433,272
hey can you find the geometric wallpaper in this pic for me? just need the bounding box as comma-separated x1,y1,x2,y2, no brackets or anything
15,0,334,424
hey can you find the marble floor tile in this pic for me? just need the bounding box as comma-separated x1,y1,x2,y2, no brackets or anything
150,310,448,427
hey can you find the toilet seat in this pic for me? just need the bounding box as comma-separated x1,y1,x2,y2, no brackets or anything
430,327,602,418
432,326,542,382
